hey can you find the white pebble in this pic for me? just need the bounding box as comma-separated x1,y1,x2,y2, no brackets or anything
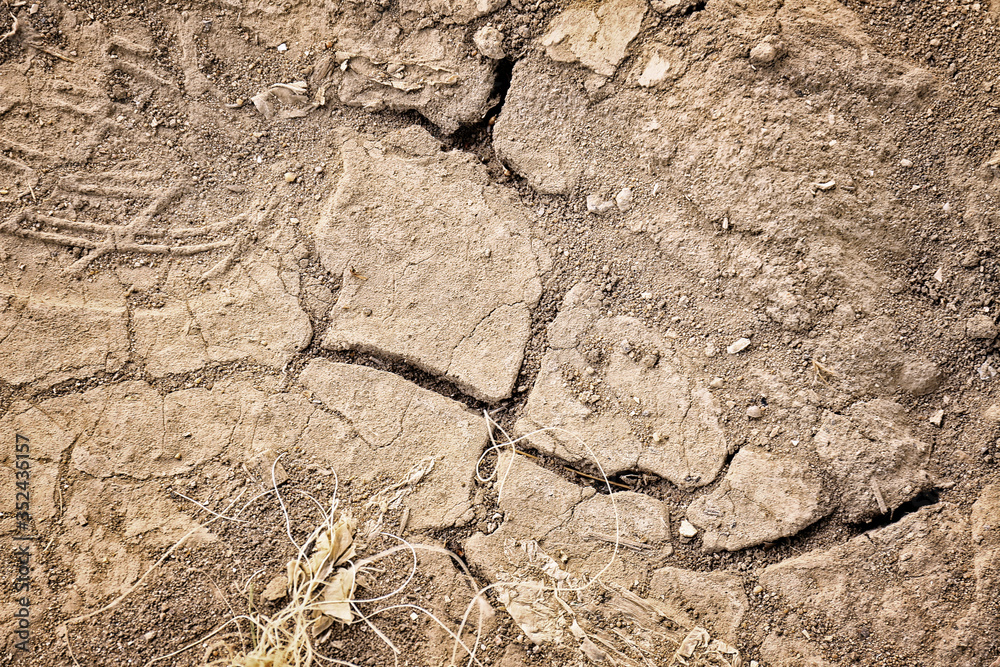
746,405,763,419
277,43,288,52
586,194,613,214
615,187,633,212
727,337,751,354
678,520,698,538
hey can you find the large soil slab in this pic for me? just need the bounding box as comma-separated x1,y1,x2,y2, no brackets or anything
688,399,935,551
759,489,1000,666
687,448,830,552
0,362,484,533
0,286,128,386
316,127,542,403
299,359,487,531
308,21,498,133
515,282,729,488
133,251,312,376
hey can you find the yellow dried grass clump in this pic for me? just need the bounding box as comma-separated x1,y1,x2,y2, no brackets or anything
204,507,361,667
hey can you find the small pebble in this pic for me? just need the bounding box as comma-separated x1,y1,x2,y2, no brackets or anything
586,194,614,215
284,172,297,183
749,41,777,65
966,313,998,340
747,405,763,419
277,43,288,52
679,520,698,538
900,158,913,168
727,337,751,354
709,377,724,389
896,358,944,396
473,25,506,60
929,409,945,427
615,187,633,212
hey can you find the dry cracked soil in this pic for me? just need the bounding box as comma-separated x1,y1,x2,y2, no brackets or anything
1,0,1000,666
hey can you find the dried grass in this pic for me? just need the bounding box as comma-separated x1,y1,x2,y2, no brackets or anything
62,413,741,667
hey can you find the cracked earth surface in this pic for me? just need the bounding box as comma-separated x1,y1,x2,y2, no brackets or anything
1,0,1000,666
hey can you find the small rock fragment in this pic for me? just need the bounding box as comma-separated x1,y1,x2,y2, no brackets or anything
960,250,981,268
586,194,614,214
541,0,647,76
966,313,998,340
637,52,673,87
679,519,699,538
615,187,633,212
727,337,751,354
900,158,914,168
929,409,944,427
262,573,289,601
749,41,777,66
277,43,288,53
651,0,685,13
473,26,506,60
746,405,763,419
709,377,724,389
895,358,943,396
284,172,297,183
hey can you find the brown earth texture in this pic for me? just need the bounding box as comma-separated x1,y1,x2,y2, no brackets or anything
1,0,1000,665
